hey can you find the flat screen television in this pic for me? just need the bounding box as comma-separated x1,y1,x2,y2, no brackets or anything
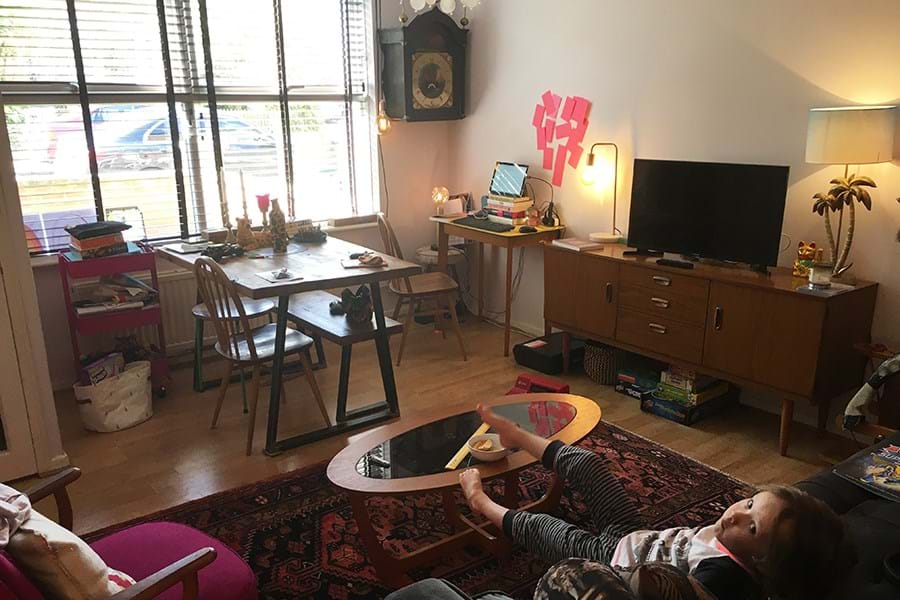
627,158,790,267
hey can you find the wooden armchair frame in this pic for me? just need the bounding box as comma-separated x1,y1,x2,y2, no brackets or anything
22,467,216,600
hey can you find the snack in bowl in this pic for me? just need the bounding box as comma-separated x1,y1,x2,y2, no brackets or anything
467,433,508,462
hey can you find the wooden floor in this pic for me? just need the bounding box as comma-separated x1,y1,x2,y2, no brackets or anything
28,312,845,535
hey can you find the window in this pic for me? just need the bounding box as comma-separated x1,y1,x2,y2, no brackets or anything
0,0,377,254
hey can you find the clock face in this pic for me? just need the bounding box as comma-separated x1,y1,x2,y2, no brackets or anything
411,52,453,110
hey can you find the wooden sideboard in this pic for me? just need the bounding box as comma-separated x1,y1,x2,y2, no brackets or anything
543,243,878,455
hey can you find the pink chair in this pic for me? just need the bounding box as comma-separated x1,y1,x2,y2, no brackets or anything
0,468,257,600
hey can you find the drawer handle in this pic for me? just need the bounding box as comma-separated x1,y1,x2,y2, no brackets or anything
650,296,670,309
649,322,667,334
714,306,723,331
605,282,613,303
652,275,671,286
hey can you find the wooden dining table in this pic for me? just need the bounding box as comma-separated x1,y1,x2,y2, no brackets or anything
158,237,421,455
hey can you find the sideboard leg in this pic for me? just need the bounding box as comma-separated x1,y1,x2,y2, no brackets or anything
816,398,830,438
562,331,571,374
780,398,794,456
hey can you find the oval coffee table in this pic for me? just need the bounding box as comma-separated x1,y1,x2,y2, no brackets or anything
327,393,601,587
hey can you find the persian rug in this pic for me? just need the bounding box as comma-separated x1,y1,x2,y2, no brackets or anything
86,422,751,599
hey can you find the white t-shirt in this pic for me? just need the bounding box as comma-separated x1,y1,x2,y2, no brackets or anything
610,524,727,575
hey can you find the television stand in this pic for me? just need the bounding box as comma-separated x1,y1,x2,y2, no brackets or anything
656,257,694,270
622,248,663,257
750,264,771,275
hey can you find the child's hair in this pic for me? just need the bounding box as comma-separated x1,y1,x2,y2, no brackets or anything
753,485,856,599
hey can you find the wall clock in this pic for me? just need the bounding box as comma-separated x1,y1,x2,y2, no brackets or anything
380,8,467,121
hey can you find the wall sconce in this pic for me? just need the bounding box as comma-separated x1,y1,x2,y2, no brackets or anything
582,142,621,243
375,99,392,136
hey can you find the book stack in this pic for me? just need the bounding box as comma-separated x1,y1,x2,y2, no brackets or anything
484,195,532,226
655,367,728,407
551,238,604,252
66,222,133,259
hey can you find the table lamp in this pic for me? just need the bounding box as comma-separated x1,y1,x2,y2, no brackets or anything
432,186,449,216
581,142,621,243
805,105,896,275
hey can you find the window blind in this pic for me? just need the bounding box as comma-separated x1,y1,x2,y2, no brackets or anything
0,0,378,254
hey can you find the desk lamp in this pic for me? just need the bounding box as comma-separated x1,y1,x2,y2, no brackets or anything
581,142,621,243
805,105,896,276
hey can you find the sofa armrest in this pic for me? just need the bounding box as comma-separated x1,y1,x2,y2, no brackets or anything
22,467,81,530
110,547,217,600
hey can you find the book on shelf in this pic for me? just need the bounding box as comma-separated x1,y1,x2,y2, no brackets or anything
660,368,719,393
74,300,148,316
67,241,130,259
655,381,729,406
70,232,125,251
833,435,900,502
486,198,533,211
484,207,528,219
487,214,527,226
551,238,604,252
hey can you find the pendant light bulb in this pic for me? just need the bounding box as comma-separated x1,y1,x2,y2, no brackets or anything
375,100,392,136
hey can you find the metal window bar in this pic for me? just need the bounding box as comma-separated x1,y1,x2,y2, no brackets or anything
157,0,190,240
197,0,225,222
65,0,103,222
273,0,295,218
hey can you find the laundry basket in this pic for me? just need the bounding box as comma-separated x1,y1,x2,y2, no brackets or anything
584,341,619,385
74,360,153,432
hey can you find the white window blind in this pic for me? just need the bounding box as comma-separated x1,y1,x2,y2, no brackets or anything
0,0,378,254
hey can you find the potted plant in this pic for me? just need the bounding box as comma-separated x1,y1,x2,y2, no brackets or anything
811,174,876,277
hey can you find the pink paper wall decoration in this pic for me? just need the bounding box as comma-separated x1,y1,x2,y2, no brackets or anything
532,90,592,186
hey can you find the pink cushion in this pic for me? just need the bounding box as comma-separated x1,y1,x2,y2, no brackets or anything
0,552,43,600
90,522,257,600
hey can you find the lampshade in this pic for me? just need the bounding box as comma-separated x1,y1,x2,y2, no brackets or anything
805,105,896,165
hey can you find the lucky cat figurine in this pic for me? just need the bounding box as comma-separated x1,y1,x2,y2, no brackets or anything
792,240,817,277
235,217,257,250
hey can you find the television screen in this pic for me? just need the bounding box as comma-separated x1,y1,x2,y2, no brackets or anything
627,159,789,267
489,162,529,197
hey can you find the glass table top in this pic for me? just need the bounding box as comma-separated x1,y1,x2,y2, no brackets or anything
356,400,577,479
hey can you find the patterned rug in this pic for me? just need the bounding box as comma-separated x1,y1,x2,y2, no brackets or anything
86,422,751,599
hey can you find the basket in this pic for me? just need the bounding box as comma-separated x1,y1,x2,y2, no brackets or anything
73,361,153,432
584,342,618,385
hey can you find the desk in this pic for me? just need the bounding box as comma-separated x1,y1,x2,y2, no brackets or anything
159,237,421,454
432,217,564,356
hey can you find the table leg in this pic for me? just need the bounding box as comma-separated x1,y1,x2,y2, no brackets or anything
503,472,518,508
335,345,352,422
504,246,513,357
264,295,290,455
441,489,463,532
348,492,411,588
478,241,484,321
370,282,400,416
437,222,449,274
780,398,794,457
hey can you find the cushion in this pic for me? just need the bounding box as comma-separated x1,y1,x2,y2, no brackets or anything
6,511,134,600
619,563,716,600
535,558,636,599
91,522,258,600
0,552,43,600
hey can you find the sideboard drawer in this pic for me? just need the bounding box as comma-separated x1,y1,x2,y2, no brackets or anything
620,264,709,301
616,308,705,364
618,283,708,326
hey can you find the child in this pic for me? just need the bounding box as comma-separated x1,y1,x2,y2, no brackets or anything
458,404,855,600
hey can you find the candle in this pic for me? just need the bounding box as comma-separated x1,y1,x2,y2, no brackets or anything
218,167,230,228
239,169,248,219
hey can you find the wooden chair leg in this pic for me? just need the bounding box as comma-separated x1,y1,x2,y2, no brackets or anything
210,361,233,429
397,295,416,366
391,296,404,320
446,292,467,362
245,365,262,456
299,351,331,426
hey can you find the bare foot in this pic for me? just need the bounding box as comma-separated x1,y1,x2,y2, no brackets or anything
476,403,521,449
460,468,488,515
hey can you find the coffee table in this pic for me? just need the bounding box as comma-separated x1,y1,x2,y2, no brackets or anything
326,393,601,587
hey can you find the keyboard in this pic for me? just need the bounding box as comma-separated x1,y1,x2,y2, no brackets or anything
452,216,514,233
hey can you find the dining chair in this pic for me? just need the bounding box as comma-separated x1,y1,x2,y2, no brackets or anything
376,213,467,366
193,257,331,455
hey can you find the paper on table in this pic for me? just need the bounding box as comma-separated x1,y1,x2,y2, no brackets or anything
255,269,303,283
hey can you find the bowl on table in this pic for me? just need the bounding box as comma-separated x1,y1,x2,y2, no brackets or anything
467,433,509,462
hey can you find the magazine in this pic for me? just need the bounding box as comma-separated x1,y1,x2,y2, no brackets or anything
833,436,900,503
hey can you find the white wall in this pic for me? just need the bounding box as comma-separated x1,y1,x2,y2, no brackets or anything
448,0,900,349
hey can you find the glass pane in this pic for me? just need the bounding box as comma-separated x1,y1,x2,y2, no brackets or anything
282,1,345,93
75,0,165,87
6,104,96,253
356,401,578,479
0,0,77,83
205,0,277,89
92,103,181,240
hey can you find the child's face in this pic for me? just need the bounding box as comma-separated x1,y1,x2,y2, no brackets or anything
715,491,788,567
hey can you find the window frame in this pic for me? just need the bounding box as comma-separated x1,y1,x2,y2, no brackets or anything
0,0,379,255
